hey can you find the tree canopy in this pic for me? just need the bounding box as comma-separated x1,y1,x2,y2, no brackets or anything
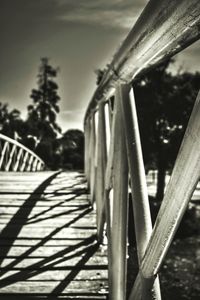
61,129,84,170
0,103,24,140
133,60,200,200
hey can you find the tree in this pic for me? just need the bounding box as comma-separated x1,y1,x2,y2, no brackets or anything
133,61,200,200
61,129,84,170
26,57,61,141
0,102,25,140
24,58,62,167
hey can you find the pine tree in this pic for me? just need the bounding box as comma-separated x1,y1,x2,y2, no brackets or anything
27,58,61,141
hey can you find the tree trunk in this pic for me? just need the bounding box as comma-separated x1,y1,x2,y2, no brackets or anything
156,144,167,201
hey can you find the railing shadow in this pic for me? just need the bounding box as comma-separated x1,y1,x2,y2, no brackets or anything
0,171,61,266
0,205,93,278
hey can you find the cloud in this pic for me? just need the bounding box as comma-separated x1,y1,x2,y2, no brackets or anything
58,108,85,131
0,0,148,29
56,0,148,29
61,109,85,116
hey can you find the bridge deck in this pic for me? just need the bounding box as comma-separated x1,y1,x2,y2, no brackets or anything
0,171,108,299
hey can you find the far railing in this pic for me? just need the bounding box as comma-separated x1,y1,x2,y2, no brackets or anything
0,133,45,171
84,0,200,299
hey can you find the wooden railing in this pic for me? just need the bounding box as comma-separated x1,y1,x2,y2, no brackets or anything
0,133,45,171
84,0,200,299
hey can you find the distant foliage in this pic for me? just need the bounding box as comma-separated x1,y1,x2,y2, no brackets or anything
0,102,25,140
60,129,84,170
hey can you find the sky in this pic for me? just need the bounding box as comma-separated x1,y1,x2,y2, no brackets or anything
0,0,200,132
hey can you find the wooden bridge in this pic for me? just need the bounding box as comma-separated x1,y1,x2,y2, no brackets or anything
0,171,108,299
1,0,200,299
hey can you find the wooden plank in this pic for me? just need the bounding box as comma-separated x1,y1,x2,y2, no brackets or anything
0,194,89,202
1,256,108,269
0,217,96,227
0,244,107,257
0,270,108,281
0,237,98,247
0,280,108,294
0,296,107,300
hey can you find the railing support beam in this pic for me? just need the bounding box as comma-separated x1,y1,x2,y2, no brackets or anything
118,84,161,299
96,101,107,240
109,87,129,300
89,113,97,205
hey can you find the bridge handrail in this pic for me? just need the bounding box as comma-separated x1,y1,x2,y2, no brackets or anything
84,0,200,300
84,0,200,122
0,133,45,171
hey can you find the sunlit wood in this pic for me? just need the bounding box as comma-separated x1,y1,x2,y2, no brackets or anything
84,0,200,122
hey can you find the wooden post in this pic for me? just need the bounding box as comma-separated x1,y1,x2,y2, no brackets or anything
36,160,42,171
109,88,129,300
87,117,92,188
98,98,118,298
84,118,90,184
31,157,37,171
118,84,161,300
90,112,97,205
5,144,17,171
13,148,23,171
97,101,112,239
27,155,34,171
95,101,108,240
20,152,29,171
0,141,9,169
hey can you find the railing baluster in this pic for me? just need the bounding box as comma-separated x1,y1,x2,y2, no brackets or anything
6,144,17,171
36,160,42,171
109,88,129,300
32,157,38,171
118,84,161,300
27,155,34,171
13,148,23,171
89,112,97,205
97,102,112,240
20,152,29,171
100,98,117,298
0,141,9,169
84,117,91,185
96,101,108,240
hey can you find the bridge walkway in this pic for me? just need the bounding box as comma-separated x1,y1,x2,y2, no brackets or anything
0,171,108,300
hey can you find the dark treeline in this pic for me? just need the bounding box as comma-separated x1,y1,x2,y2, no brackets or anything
0,58,84,170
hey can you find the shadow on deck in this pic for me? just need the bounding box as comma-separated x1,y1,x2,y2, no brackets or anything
0,171,108,299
